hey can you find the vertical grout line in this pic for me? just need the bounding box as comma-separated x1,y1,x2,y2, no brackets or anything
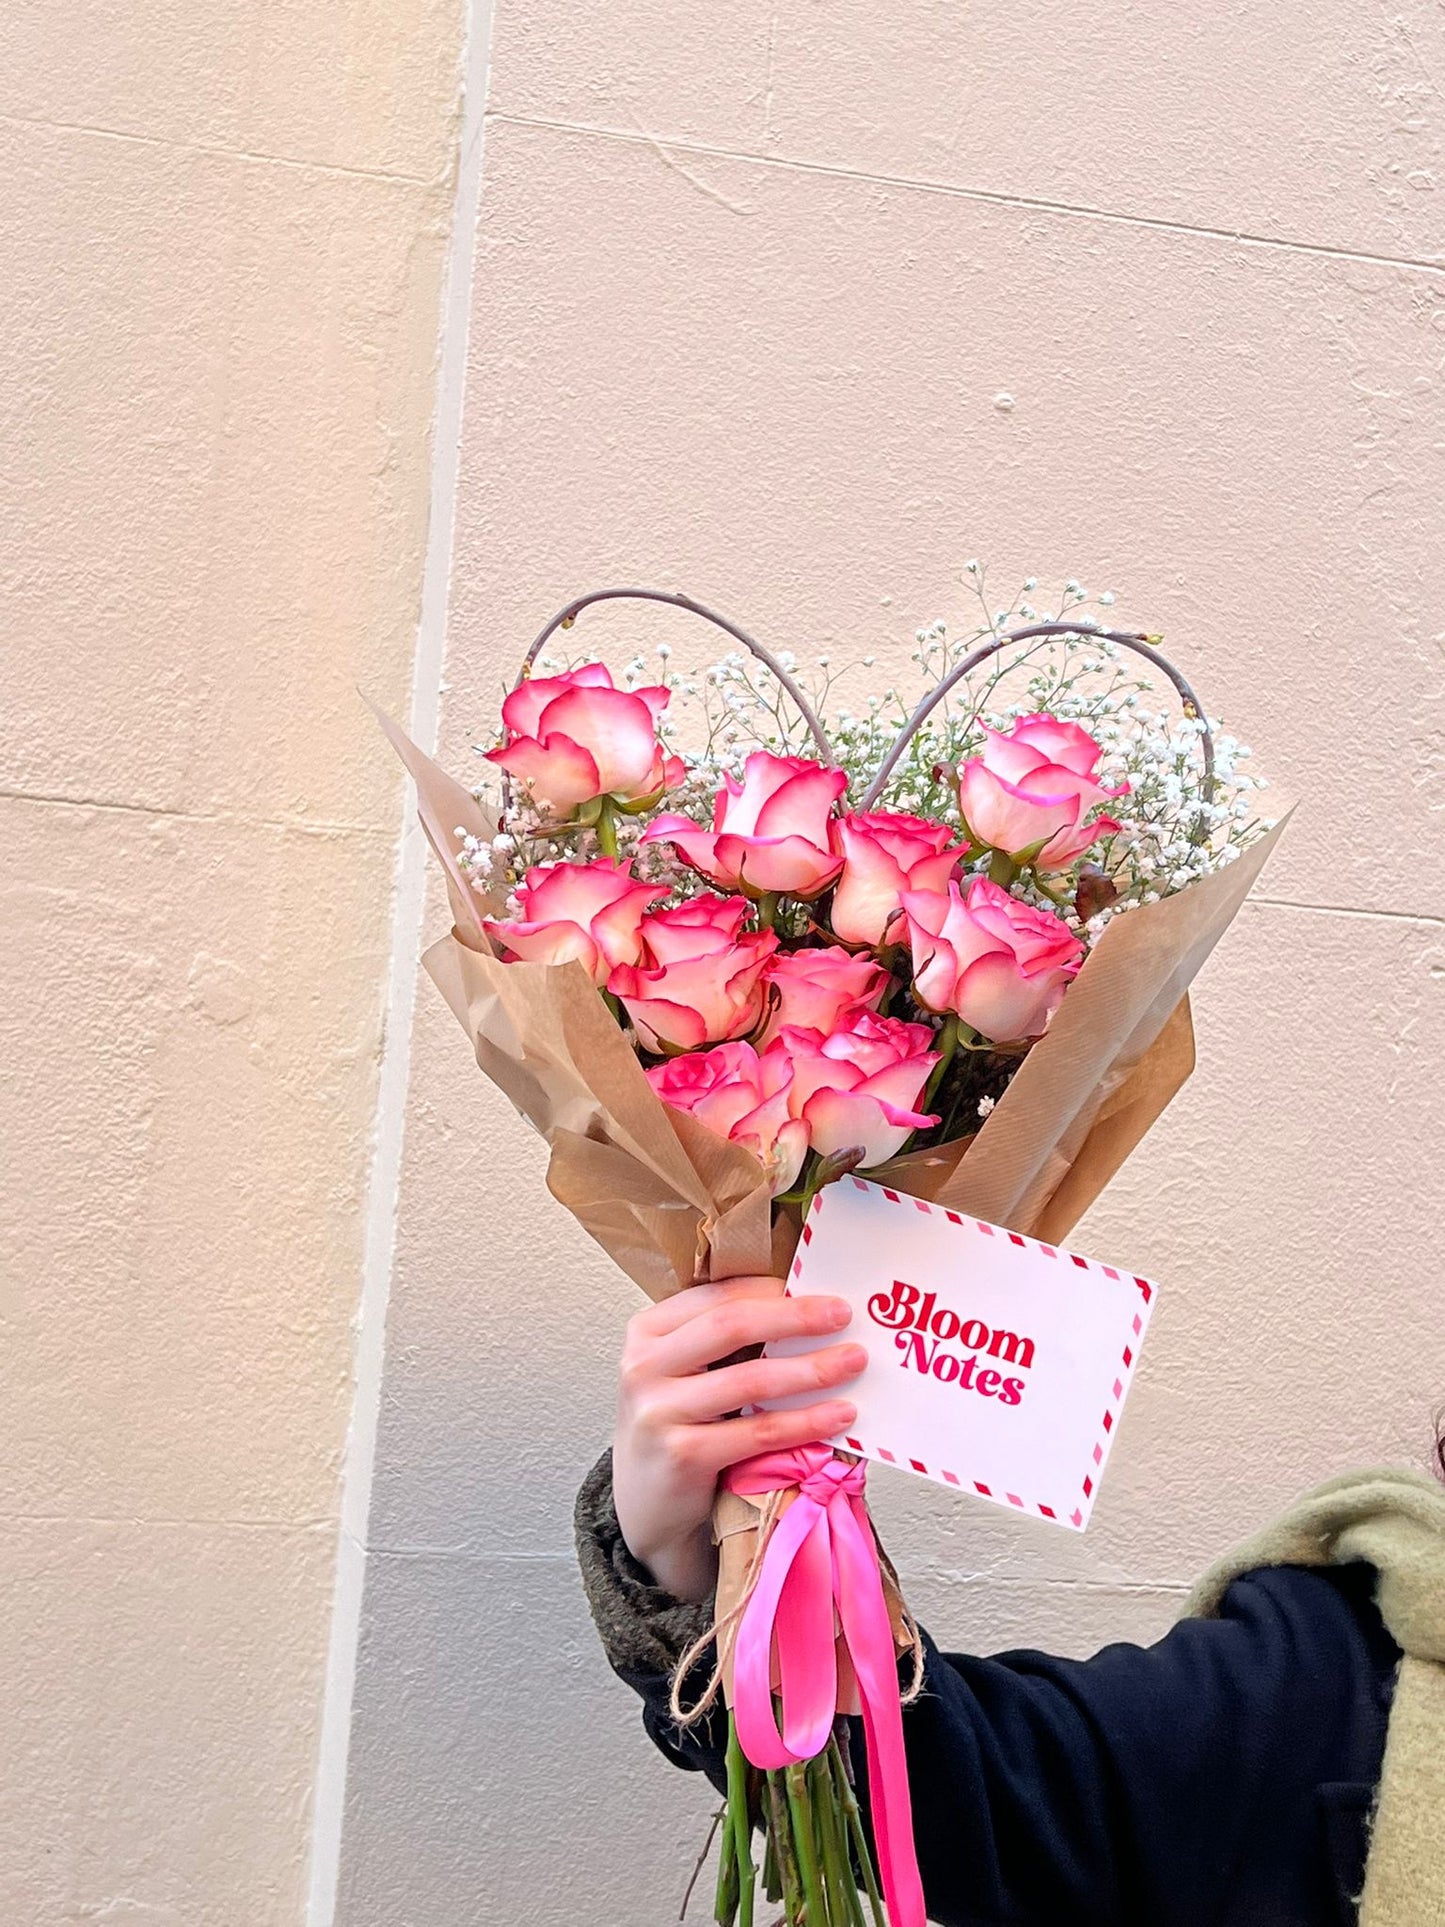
304,1,495,1920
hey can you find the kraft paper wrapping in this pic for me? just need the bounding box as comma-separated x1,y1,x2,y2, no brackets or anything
380,711,1287,1676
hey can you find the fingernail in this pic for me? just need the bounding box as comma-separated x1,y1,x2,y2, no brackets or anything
823,1299,851,1326
830,1402,858,1428
839,1345,868,1373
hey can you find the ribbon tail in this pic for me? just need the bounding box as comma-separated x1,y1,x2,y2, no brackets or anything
731,1496,834,1769
774,1506,839,1761
832,1495,927,1927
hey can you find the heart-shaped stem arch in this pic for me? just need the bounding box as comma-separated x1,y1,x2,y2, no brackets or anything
517,587,1215,823
857,620,1215,810
520,586,834,762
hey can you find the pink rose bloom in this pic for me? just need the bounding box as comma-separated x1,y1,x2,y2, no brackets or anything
756,945,890,1046
829,810,964,946
777,1011,940,1167
608,894,779,1053
956,715,1127,870
647,1040,809,1194
643,750,846,900
482,859,665,987
902,876,1084,1043
483,663,686,819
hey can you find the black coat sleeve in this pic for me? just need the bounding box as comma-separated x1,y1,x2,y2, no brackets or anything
891,1563,1393,1926
574,1458,1395,1925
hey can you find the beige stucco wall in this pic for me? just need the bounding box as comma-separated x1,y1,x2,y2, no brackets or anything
0,5,465,1921
6,5,1443,1925
334,5,1445,1924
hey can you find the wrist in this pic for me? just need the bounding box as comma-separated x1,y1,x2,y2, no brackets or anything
631,1519,718,1605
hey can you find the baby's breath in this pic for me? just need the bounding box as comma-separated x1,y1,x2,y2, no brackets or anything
468,568,1273,934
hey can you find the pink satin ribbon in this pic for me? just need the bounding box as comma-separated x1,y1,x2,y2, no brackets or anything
723,1445,925,1927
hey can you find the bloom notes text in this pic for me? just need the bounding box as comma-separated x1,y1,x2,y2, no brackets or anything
866,1277,1035,1405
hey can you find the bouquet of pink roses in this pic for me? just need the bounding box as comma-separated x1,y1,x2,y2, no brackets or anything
383,574,1282,1927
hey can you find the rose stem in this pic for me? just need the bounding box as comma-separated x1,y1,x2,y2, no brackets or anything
828,1735,886,1927
723,1712,755,1927
812,1752,864,1926
921,1013,960,1111
766,1770,802,1918
713,1823,738,1927
784,1763,828,1924
595,796,619,858
759,1805,779,1904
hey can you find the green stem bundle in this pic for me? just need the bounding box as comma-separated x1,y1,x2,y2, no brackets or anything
712,1712,882,1927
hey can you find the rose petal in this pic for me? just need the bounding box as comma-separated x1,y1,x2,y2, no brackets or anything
482,915,601,979
536,684,663,797
638,894,750,963
641,815,735,889
752,761,848,842
500,663,613,740
951,950,1061,1043
830,830,907,946
716,832,843,899
606,976,711,1052
800,1087,923,1167
1036,811,1124,869
1006,715,1107,778
484,732,603,814
957,761,1081,859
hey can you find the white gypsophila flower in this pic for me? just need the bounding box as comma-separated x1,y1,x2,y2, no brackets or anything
467,566,1272,936
977,1095,996,1119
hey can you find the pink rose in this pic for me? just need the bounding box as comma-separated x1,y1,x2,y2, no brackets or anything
902,876,1084,1043
482,859,665,987
777,1011,940,1167
646,1040,809,1194
829,811,964,946
956,715,1127,870
607,894,778,1052
756,945,890,1046
483,663,686,819
643,750,846,900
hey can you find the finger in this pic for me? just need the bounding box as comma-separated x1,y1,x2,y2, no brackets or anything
692,1399,860,1473
628,1275,786,1341
668,1342,868,1422
652,1291,854,1377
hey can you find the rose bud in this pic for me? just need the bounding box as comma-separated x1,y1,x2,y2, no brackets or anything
607,894,779,1052
902,876,1084,1044
482,858,666,986
1073,862,1121,923
642,750,846,900
829,810,964,946
956,714,1127,871
773,1011,940,1168
755,945,890,1046
483,663,686,819
646,1039,809,1194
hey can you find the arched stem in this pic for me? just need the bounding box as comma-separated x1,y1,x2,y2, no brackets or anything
858,621,1215,812
517,586,834,762
507,595,1216,843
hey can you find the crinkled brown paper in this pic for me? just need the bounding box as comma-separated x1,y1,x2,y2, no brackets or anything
380,709,1288,1673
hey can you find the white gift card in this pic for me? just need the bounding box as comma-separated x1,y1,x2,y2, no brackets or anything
767,1176,1157,1531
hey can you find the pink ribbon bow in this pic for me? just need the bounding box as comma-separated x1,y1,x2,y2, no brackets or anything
723,1444,925,1927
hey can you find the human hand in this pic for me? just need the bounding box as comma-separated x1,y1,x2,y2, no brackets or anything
610,1276,864,1604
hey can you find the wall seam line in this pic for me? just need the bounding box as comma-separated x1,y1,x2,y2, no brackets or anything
0,787,393,836
486,111,1445,277
0,108,437,188
302,3,495,1920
